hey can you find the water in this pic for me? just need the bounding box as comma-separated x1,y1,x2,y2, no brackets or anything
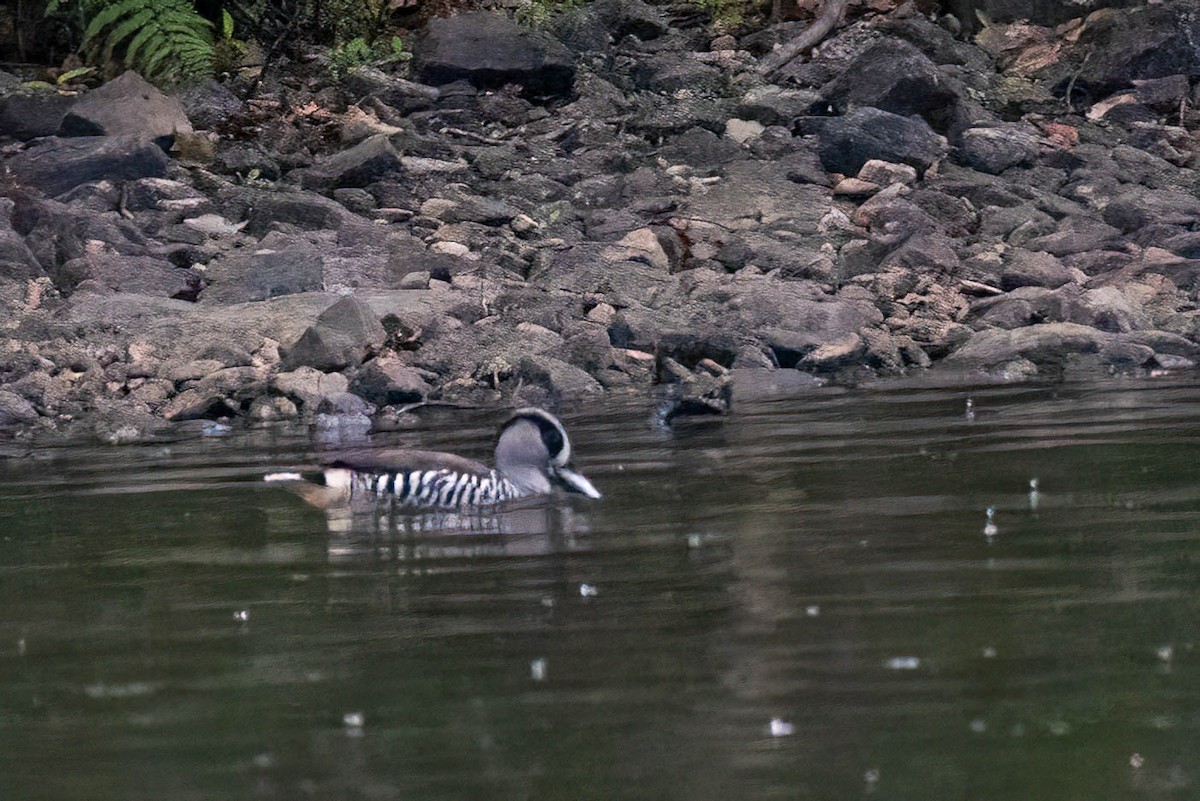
4,378,1200,800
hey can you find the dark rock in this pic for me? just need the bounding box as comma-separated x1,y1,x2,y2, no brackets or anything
0,199,41,279
201,243,323,303
6,135,170,198
1024,216,1121,256
633,55,724,95
737,85,820,127
516,355,604,397
413,11,575,98
806,108,948,176
587,0,670,41
658,126,744,168
1103,187,1200,233
212,141,281,180
281,295,385,372
58,71,193,149
946,0,1135,33
999,250,1076,290
240,191,359,237
683,161,832,235
820,39,959,128
0,390,39,427
296,134,403,191
1162,232,1200,259
0,91,76,140
348,356,432,406
1044,4,1200,104
955,125,1039,174
54,253,202,299
178,79,246,131
944,322,1111,369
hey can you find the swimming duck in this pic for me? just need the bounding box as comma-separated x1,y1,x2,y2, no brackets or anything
265,408,600,510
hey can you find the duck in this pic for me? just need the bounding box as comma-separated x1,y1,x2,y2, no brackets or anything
265,408,600,511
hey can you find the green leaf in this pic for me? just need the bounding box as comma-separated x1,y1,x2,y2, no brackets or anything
222,9,234,39
57,66,96,84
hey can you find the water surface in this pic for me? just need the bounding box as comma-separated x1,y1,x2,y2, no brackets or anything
3,379,1200,800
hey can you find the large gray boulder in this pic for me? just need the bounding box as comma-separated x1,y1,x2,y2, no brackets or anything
58,71,193,149
0,91,76,140
412,11,575,98
806,108,948,176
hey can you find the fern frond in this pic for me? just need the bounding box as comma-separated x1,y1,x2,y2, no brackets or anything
81,0,215,85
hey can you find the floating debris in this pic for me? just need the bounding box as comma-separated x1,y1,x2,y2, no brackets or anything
1157,645,1174,663
864,768,881,786
343,711,365,727
983,506,998,539
579,583,598,598
233,609,250,622
530,658,548,682
1130,753,1144,769
686,533,703,549
981,646,997,659
805,605,820,618
885,656,920,670
16,638,25,657
768,718,795,737
965,398,975,421
969,719,987,734
1028,478,1040,510
540,596,555,608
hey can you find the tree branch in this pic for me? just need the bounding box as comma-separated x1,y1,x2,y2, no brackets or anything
757,0,852,78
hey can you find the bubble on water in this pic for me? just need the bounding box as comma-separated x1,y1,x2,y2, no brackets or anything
1130,753,1145,769
981,646,997,658
253,753,274,769
530,658,548,682
1047,719,1071,736
1157,645,1174,663
885,656,920,670
964,398,975,421
805,605,820,617
686,534,703,549
983,506,998,539
541,596,555,608
768,718,795,737
1028,478,1040,510
233,610,250,622
579,583,598,598
343,711,365,736
16,638,25,657
969,719,987,734
864,768,881,785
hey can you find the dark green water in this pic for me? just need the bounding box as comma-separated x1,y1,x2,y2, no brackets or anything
4,379,1200,800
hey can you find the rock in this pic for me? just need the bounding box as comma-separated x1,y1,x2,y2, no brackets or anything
6,135,170,198
202,243,323,303
737,85,820,127
724,118,765,144
54,253,203,299
806,108,948,176
240,191,360,237
1040,4,1200,104
178,79,246,131
0,91,76,140
516,355,604,397
348,356,432,406
271,367,351,413
684,161,832,234
601,228,673,271
999,251,1077,290
0,390,39,426
1024,217,1121,256
858,159,918,186
585,0,670,41
296,134,403,191
58,71,193,149
956,125,1040,174
820,39,959,125
162,388,236,421
946,0,1131,33
659,126,745,167
1102,187,1200,233
944,322,1112,369
413,11,575,98
280,295,384,372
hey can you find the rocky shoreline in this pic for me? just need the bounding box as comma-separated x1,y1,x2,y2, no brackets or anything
2,0,1200,442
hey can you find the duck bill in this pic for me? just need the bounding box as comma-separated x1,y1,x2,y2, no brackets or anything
554,466,601,499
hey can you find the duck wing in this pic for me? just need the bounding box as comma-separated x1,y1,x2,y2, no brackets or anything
325,448,493,478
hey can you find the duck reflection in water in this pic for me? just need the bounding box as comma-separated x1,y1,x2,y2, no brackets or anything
264,408,601,558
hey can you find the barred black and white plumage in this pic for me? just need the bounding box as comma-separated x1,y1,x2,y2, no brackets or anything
266,408,600,511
